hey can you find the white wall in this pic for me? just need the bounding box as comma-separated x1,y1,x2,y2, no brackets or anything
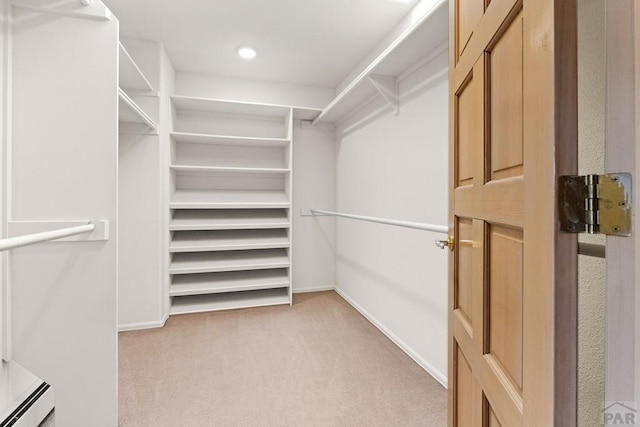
9,3,118,424
334,50,449,385
118,40,164,330
292,122,335,292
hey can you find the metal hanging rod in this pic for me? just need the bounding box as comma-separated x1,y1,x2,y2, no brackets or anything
310,209,448,234
0,223,95,252
310,209,606,258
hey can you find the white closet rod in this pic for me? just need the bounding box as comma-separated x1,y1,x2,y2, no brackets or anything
310,209,448,234
0,223,95,252
311,210,605,258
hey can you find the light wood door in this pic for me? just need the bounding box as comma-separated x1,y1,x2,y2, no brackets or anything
448,1,578,426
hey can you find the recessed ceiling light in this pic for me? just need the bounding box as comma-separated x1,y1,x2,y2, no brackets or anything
237,46,257,59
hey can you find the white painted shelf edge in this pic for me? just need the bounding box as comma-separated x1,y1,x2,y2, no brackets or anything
170,271,290,296
170,165,290,174
171,132,291,147
170,221,290,231
170,210,290,231
171,190,290,209
119,42,153,92
169,238,290,253
170,280,290,296
170,250,291,274
118,88,157,130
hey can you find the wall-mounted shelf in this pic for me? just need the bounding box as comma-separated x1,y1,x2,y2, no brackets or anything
119,43,153,92
170,288,290,315
169,249,290,275
118,88,157,130
172,95,322,121
169,229,290,253
170,209,290,231
171,190,290,209
171,132,290,148
170,269,290,297
312,0,448,125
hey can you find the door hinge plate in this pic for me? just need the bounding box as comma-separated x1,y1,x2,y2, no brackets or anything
559,173,632,236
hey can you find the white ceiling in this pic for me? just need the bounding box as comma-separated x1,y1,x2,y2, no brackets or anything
103,0,421,88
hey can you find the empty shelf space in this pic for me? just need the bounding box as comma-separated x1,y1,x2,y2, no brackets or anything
171,165,290,174
119,43,153,92
170,269,290,296
170,132,290,147
171,190,290,209
171,209,290,231
173,139,287,169
170,249,290,274
119,88,157,129
170,229,290,253
170,287,290,315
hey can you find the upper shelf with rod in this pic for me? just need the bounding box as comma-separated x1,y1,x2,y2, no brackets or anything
312,0,448,125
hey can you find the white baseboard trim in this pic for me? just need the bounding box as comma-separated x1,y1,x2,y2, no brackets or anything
292,285,335,294
118,314,168,332
334,287,448,388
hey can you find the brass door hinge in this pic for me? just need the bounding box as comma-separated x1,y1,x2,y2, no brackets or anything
558,173,632,236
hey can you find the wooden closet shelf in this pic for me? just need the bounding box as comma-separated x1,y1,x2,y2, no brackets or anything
170,165,290,175
171,190,290,209
170,287,290,315
169,269,290,297
170,229,290,253
171,132,290,147
170,209,290,231
170,249,290,275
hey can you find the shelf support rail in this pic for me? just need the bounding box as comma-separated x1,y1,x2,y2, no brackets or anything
309,209,448,234
0,223,95,252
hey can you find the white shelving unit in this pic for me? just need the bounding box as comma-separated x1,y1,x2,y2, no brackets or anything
312,0,448,125
169,97,295,314
118,42,157,131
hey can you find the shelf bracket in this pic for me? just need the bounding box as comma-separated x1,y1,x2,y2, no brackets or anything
368,75,399,116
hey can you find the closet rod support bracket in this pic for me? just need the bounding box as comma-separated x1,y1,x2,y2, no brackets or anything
368,75,399,116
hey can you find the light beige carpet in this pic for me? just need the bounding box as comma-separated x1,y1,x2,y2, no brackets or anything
119,291,447,426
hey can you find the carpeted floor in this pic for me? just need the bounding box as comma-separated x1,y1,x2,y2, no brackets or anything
118,291,447,426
